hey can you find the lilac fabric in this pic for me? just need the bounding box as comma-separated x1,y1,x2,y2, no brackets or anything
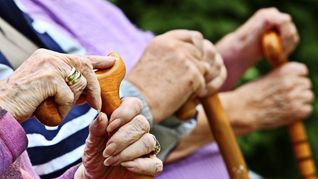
157,143,229,179
20,0,154,72
0,108,79,178
18,0,229,178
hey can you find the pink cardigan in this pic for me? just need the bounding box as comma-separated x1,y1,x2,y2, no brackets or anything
0,107,79,178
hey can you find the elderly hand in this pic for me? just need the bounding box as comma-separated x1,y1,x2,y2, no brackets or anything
75,97,163,178
127,30,226,123
166,62,313,162
230,62,313,134
0,49,115,122
217,8,299,89
219,7,298,64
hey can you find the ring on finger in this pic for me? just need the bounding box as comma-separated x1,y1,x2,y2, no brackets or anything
65,67,82,86
152,136,161,155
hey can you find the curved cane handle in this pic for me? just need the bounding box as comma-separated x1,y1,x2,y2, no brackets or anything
34,52,124,126
35,52,154,179
263,31,317,179
96,52,125,116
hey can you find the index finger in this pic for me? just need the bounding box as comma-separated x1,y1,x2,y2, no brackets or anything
86,55,115,69
166,30,203,45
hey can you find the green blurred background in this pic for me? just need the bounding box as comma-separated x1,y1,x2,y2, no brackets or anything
111,0,318,178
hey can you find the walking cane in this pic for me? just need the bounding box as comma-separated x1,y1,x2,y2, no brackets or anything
177,80,249,177
263,31,317,179
36,52,153,179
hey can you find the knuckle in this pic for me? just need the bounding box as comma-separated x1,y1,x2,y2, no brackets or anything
300,105,312,119
33,48,49,57
296,63,308,75
81,60,93,70
131,97,143,112
134,115,150,132
281,78,293,90
303,78,312,88
142,134,156,152
32,49,52,64
267,7,279,13
284,13,292,21
192,31,203,39
176,51,187,60
154,159,163,174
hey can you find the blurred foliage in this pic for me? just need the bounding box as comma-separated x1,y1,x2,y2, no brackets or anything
111,0,318,178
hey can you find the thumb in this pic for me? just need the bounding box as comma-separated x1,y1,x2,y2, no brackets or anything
88,112,109,138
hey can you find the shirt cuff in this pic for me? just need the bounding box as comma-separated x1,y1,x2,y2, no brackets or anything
151,112,198,160
0,107,28,175
120,80,154,127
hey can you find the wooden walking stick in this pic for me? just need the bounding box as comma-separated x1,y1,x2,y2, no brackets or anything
200,95,249,179
177,87,249,177
263,31,317,179
35,52,153,179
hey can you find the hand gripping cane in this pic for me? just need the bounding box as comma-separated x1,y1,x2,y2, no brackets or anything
35,52,154,179
263,31,317,179
177,76,249,177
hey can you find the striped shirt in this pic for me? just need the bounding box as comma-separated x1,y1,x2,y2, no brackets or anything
0,0,199,178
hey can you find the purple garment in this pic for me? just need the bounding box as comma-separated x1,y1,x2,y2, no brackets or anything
20,0,153,72
156,143,230,179
19,0,229,178
0,108,78,178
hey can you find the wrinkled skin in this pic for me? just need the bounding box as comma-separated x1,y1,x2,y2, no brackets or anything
127,30,227,123
75,98,163,178
232,62,313,134
0,49,163,177
0,49,115,122
166,62,314,162
217,7,299,90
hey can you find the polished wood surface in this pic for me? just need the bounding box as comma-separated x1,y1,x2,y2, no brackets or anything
176,71,249,177
201,95,249,179
263,31,317,179
35,52,153,179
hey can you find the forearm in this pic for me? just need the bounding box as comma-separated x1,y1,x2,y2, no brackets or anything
165,91,252,163
216,32,260,91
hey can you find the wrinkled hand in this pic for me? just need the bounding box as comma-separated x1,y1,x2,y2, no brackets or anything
221,8,298,64
127,30,226,123
75,97,162,178
0,49,115,122
232,62,313,133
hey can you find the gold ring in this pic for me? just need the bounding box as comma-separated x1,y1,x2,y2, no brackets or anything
153,136,161,155
65,67,82,86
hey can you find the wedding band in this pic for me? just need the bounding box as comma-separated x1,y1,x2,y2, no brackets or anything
153,136,161,155
65,67,82,86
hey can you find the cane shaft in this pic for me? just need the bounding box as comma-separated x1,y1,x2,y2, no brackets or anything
177,95,249,178
263,31,317,179
201,95,249,179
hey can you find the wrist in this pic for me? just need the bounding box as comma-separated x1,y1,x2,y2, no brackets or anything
216,31,261,90
220,90,256,135
0,81,19,122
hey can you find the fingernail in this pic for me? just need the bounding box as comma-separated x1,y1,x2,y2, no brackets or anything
104,156,119,166
94,112,101,120
107,119,121,132
105,143,117,156
103,149,109,158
